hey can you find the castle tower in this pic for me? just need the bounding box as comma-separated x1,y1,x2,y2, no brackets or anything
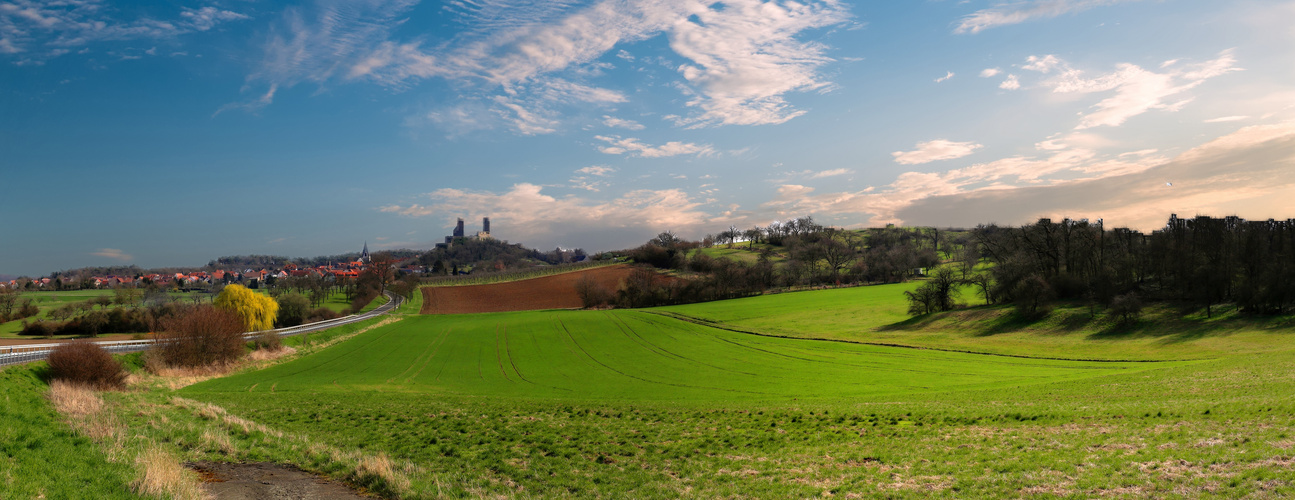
482,217,490,235
453,218,465,238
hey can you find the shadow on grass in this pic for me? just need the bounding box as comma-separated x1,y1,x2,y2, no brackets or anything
878,301,1295,346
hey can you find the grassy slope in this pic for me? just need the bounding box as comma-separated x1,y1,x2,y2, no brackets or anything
658,283,1295,361
179,304,1295,497
0,367,144,499
188,312,1162,401
690,243,785,265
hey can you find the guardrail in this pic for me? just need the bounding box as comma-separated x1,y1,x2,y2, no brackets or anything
0,291,403,367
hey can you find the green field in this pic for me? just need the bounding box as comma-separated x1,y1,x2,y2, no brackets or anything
658,282,1295,361
8,281,1295,498
689,243,786,265
187,311,1164,400
173,296,1295,498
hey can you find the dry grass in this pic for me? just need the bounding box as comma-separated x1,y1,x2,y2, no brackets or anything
131,446,208,500
47,380,124,448
247,345,296,363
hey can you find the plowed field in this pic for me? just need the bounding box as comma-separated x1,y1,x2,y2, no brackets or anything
419,264,635,314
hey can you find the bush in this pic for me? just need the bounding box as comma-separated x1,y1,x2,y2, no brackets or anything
152,305,246,369
575,275,614,309
350,285,381,313
47,341,126,390
275,292,312,328
19,320,55,338
252,330,282,352
1109,293,1143,324
306,307,342,323
1013,274,1055,319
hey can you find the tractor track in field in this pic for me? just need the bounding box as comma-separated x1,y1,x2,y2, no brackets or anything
555,318,773,396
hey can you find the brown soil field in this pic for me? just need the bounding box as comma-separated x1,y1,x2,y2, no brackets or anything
420,264,637,314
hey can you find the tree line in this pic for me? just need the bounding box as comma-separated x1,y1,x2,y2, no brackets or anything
588,217,948,308
910,214,1295,319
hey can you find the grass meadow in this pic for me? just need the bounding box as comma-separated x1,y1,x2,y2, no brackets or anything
6,282,1295,498
174,295,1295,498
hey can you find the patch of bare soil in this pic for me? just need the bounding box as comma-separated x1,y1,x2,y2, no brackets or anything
421,264,638,314
189,462,373,500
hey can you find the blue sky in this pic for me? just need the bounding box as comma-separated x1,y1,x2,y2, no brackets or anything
3,0,1295,276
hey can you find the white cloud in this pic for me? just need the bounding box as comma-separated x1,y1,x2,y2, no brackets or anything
955,0,1138,34
576,165,616,176
667,0,851,127
180,6,249,32
999,74,1021,90
894,122,1295,229
616,49,634,61
1205,116,1250,123
594,135,715,158
90,248,133,261
892,140,984,165
809,168,852,179
381,183,715,241
935,71,955,83
979,68,1001,78
492,96,559,135
602,115,645,130
379,204,434,217
765,124,1295,228
1026,50,1242,129
243,0,848,129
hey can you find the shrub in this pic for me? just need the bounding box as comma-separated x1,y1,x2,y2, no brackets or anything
1109,293,1143,324
19,320,55,338
575,275,614,309
152,305,246,369
1013,274,1056,319
306,307,342,323
275,292,312,328
350,285,381,313
17,300,39,319
47,341,127,390
252,330,282,352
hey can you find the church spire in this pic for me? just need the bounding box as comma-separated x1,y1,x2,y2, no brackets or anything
361,241,370,263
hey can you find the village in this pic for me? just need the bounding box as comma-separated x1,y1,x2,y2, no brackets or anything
0,243,425,292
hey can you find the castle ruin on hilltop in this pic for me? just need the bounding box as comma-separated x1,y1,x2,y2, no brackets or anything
437,217,491,249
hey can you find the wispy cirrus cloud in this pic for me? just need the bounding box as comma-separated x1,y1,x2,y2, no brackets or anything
955,0,1139,34
576,165,616,176
0,0,249,63
1023,50,1242,129
892,140,984,165
240,0,850,132
594,135,715,158
603,115,645,130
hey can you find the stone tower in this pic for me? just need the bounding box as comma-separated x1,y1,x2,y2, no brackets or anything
453,218,465,238
482,217,490,235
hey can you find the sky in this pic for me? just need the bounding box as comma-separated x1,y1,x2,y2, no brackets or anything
3,0,1295,277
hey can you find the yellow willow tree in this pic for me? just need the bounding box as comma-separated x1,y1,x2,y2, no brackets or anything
213,284,279,332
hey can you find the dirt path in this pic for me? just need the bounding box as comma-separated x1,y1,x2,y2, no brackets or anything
421,264,636,314
189,462,373,499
